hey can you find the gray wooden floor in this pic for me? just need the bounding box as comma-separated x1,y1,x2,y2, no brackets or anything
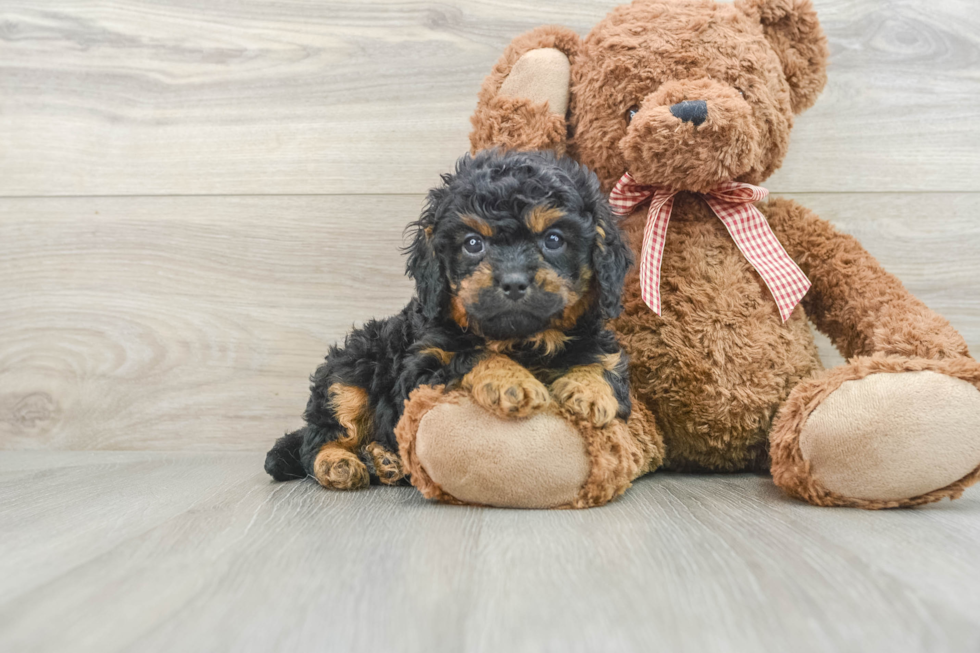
1,452,979,653
2,0,980,651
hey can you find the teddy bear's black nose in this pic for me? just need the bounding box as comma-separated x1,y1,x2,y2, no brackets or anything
670,100,708,126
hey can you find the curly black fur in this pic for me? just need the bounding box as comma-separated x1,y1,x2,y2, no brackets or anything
265,150,633,485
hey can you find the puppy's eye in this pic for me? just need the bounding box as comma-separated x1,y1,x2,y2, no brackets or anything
626,105,640,123
735,87,745,97
462,235,484,255
543,232,565,251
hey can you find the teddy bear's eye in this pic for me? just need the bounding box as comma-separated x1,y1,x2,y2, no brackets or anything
735,87,745,97
626,105,640,123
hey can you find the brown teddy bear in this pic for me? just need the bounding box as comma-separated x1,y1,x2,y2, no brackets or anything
394,0,980,509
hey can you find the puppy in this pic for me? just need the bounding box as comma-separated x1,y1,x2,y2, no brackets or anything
265,149,633,490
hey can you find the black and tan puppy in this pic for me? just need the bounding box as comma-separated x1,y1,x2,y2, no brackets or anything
265,150,632,490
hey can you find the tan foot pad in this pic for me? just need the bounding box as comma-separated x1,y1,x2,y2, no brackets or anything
498,48,571,116
415,397,589,508
800,371,980,501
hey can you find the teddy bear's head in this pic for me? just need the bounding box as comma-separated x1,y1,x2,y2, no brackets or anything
573,0,828,192
472,0,828,194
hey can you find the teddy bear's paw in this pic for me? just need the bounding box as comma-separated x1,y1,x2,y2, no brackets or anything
411,395,590,508
313,444,370,491
551,367,620,428
798,369,980,503
498,48,571,116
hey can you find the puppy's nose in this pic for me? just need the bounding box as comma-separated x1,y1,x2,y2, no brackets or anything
498,272,529,301
670,100,708,126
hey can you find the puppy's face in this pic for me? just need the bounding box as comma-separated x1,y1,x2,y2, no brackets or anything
407,151,631,342
446,205,592,340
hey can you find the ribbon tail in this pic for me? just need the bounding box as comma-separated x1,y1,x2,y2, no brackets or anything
637,195,675,316
776,278,811,322
706,197,811,323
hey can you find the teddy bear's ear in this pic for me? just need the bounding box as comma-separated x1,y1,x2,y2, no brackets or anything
470,26,582,155
735,0,829,114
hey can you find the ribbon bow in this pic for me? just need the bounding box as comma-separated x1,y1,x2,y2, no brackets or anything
608,172,810,323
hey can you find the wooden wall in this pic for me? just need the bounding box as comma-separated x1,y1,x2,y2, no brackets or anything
2,0,979,451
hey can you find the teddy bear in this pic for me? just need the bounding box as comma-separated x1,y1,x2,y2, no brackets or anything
394,0,980,509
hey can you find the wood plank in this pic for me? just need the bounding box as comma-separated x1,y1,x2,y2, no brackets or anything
0,195,416,451
2,193,979,451
1,452,979,652
1,0,978,196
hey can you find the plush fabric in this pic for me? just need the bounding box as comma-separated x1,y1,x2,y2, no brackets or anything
397,385,665,509
771,355,980,509
799,371,980,501
613,194,824,473
417,393,589,509
402,0,980,510
498,48,571,117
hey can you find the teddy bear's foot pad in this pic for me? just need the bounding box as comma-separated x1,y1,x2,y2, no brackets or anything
415,397,589,508
800,371,980,501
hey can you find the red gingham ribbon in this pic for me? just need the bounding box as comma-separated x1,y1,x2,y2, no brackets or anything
609,172,810,322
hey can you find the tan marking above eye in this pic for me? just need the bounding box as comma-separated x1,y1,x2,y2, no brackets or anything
460,213,493,237
526,205,565,233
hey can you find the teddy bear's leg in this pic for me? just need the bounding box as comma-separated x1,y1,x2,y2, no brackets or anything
394,385,662,509
770,355,980,508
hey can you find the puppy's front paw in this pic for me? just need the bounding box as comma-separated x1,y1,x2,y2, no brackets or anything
464,355,550,419
551,367,620,428
473,375,550,418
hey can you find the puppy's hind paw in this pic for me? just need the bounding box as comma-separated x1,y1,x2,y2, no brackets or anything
313,445,369,490
365,442,406,485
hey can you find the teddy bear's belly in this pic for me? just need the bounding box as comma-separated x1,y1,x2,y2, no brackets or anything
612,207,823,472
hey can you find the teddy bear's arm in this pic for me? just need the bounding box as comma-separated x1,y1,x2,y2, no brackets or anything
469,26,581,156
763,197,969,360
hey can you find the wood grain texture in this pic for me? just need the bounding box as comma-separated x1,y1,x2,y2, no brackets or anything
0,195,415,451
2,193,978,451
0,452,979,653
2,2,979,650
1,0,979,196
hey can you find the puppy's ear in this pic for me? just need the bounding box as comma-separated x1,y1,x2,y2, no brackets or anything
591,198,632,320
405,189,448,322
559,157,632,319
